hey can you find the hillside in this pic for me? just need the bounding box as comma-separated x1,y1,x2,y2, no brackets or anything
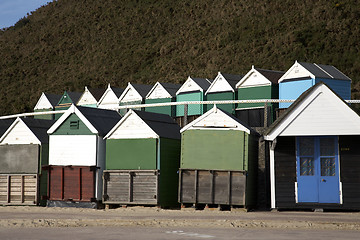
0,0,359,115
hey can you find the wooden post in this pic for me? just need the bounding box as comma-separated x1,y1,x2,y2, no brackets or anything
264,102,268,127
7,175,10,203
210,171,215,204
183,104,188,127
21,175,24,203
194,170,198,203
129,172,133,202
79,168,82,201
228,171,232,205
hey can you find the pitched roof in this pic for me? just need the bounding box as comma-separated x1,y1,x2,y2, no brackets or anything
22,118,55,143
192,78,212,91
88,88,106,101
44,93,62,107
131,83,153,98
264,82,360,140
111,87,124,98
221,73,243,89
48,105,121,137
159,82,182,97
66,91,83,103
0,119,15,137
134,110,181,139
76,106,122,136
255,68,284,84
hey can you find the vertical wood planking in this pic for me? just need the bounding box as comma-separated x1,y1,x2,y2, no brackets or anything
194,170,198,203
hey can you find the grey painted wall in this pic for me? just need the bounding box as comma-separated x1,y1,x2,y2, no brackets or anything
0,144,39,173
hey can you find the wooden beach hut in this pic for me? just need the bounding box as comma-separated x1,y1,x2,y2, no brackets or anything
33,92,61,120
0,118,54,206
103,110,181,208
176,76,212,125
178,105,258,209
278,61,351,109
97,84,124,110
118,83,152,116
264,82,360,210
235,66,284,127
77,86,106,108
46,105,121,208
145,82,181,116
54,91,82,119
205,72,242,115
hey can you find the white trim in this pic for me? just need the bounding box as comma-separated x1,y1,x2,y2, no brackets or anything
337,136,343,205
295,182,298,203
278,60,315,83
77,86,97,106
235,67,272,88
0,117,41,145
97,84,118,107
180,105,251,134
104,109,159,139
176,76,203,95
205,72,235,95
47,104,98,134
119,82,143,103
270,139,276,209
145,82,172,99
235,106,265,111
33,92,52,110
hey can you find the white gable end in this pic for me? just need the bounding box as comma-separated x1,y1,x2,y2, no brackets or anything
237,70,271,88
78,88,97,106
176,77,203,95
0,120,40,145
106,111,158,139
181,106,250,134
121,86,143,102
98,90,119,109
34,93,53,110
265,84,360,140
146,83,172,99
279,61,314,82
206,74,234,94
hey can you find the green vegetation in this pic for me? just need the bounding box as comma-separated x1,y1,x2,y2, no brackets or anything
0,0,359,115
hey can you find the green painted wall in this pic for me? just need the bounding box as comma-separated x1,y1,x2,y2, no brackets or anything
52,113,93,135
176,91,204,117
206,91,235,114
237,85,278,109
181,130,249,171
78,103,97,108
145,98,175,116
158,138,181,207
34,109,54,120
119,100,142,116
106,138,157,170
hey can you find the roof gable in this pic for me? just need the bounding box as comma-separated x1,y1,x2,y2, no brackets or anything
181,105,251,134
48,105,121,136
279,61,351,83
264,83,360,141
176,77,211,95
206,72,237,94
97,84,124,109
146,82,181,99
57,91,82,106
77,86,98,106
236,67,284,88
34,92,53,110
119,83,144,102
0,118,41,145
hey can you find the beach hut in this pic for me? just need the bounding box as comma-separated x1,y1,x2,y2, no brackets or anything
176,76,212,125
145,82,181,116
235,66,284,127
178,105,258,209
33,92,61,120
46,105,121,208
103,110,181,208
264,82,360,210
97,84,124,110
278,61,351,109
205,72,242,115
77,86,106,108
0,118,54,206
118,83,153,116
54,91,82,119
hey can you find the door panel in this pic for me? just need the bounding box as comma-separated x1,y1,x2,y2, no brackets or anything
296,136,340,204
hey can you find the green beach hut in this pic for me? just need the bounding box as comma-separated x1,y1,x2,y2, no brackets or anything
103,109,181,208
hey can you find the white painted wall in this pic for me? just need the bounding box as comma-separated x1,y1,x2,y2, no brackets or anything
177,77,202,94
98,90,119,110
206,74,234,94
280,62,313,82
48,135,97,165
107,112,158,139
34,93,53,110
95,136,105,200
121,86,142,102
0,121,40,145
77,88,97,106
147,83,172,99
237,71,271,88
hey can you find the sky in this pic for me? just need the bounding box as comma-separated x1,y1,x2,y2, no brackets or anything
0,0,51,29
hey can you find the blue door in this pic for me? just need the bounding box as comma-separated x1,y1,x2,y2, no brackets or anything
296,136,340,203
